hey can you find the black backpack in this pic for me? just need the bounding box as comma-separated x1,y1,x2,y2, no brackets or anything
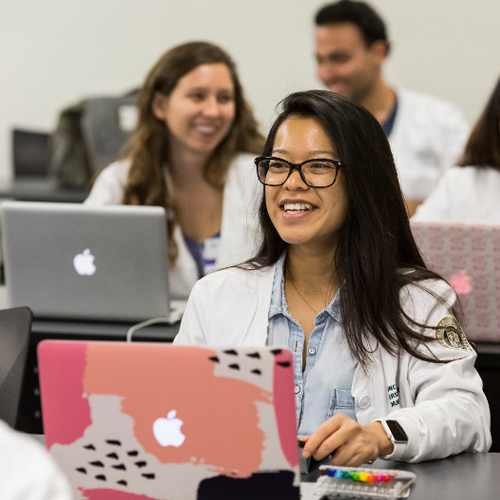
49,90,138,188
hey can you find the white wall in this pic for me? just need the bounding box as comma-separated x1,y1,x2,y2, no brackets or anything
1,0,499,181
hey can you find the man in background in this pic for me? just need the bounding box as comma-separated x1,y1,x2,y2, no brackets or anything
314,0,469,215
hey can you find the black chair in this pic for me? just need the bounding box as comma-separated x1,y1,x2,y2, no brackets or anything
0,307,33,427
12,128,51,178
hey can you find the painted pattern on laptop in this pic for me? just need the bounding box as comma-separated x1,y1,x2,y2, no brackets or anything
39,342,300,500
411,221,500,341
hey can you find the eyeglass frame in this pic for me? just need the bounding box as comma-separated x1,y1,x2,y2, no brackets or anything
254,156,342,188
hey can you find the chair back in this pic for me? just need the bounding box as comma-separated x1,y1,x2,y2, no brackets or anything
0,307,33,427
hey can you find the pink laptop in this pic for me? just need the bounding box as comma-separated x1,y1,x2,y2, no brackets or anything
37,340,300,500
411,221,500,341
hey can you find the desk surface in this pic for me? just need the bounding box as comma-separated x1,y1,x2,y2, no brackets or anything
31,318,179,343
301,452,498,500
29,299,186,342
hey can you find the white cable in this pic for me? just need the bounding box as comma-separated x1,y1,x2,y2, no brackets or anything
126,300,186,342
126,316,174,343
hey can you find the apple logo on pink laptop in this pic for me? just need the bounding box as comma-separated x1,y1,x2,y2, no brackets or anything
73,249,96,276
153,410,186,447
450,270,472,295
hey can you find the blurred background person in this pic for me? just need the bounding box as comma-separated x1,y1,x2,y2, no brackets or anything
413,75,500,223
314,1,470,215
0,420,72,499
85,41,264,298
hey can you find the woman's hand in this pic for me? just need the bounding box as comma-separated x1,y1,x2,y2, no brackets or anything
301,414,393,467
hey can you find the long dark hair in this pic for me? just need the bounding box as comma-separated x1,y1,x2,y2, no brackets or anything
251,90,457,367
458,75,500,169
122,41,264,265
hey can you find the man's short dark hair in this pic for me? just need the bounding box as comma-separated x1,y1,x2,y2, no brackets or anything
315,1,391,53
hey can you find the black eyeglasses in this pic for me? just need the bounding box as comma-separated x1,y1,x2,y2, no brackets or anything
255,156,342,188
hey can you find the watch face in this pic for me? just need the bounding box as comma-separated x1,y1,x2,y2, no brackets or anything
386,420,408,442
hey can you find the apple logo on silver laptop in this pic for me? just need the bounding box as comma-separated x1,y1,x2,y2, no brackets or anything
73,249,96,276
153,410,186,447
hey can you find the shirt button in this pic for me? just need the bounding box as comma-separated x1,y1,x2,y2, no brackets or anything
308,346,317,355
294,385,301,394
358,395,371,409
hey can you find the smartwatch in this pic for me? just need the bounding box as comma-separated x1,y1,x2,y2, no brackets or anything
380,419,408,456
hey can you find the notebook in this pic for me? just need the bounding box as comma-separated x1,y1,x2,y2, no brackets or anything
37,340,300,500
1,201,170,322
0,306,32,427
411,221,500,341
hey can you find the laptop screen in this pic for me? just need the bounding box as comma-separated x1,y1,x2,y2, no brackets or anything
1,201,170,322
411,221,500,341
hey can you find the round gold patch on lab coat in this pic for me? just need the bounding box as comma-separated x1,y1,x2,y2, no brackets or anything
436,317,474,353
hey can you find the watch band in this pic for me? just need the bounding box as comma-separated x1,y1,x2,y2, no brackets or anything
379,419,408,456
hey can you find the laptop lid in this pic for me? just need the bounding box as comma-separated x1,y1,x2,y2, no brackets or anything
38,340,300,500
411,221,500,341
0,306,32,427
1,201,170,322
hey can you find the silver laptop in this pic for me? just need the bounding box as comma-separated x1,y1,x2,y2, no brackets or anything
411,220,500,342
1,201,170,322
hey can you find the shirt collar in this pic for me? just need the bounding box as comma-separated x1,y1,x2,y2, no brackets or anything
381,94,398,137
269,252,287,318
268,251,342,323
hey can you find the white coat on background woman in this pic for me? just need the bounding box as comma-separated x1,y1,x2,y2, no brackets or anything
413,75,500,224
85,41,264,298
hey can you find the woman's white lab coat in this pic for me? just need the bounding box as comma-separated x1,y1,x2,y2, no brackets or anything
174,263,491,462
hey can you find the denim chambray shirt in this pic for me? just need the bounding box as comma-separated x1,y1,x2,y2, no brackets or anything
266,253,358,436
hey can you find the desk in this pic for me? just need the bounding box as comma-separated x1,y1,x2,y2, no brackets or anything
0,177,87,203
27,433,496,499
31,318,179,342
476,342,500,452
301,452,499,499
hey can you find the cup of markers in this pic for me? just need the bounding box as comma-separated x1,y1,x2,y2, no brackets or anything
314,465,416,499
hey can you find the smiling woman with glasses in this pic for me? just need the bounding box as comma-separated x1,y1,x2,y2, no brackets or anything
175,90,491,466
